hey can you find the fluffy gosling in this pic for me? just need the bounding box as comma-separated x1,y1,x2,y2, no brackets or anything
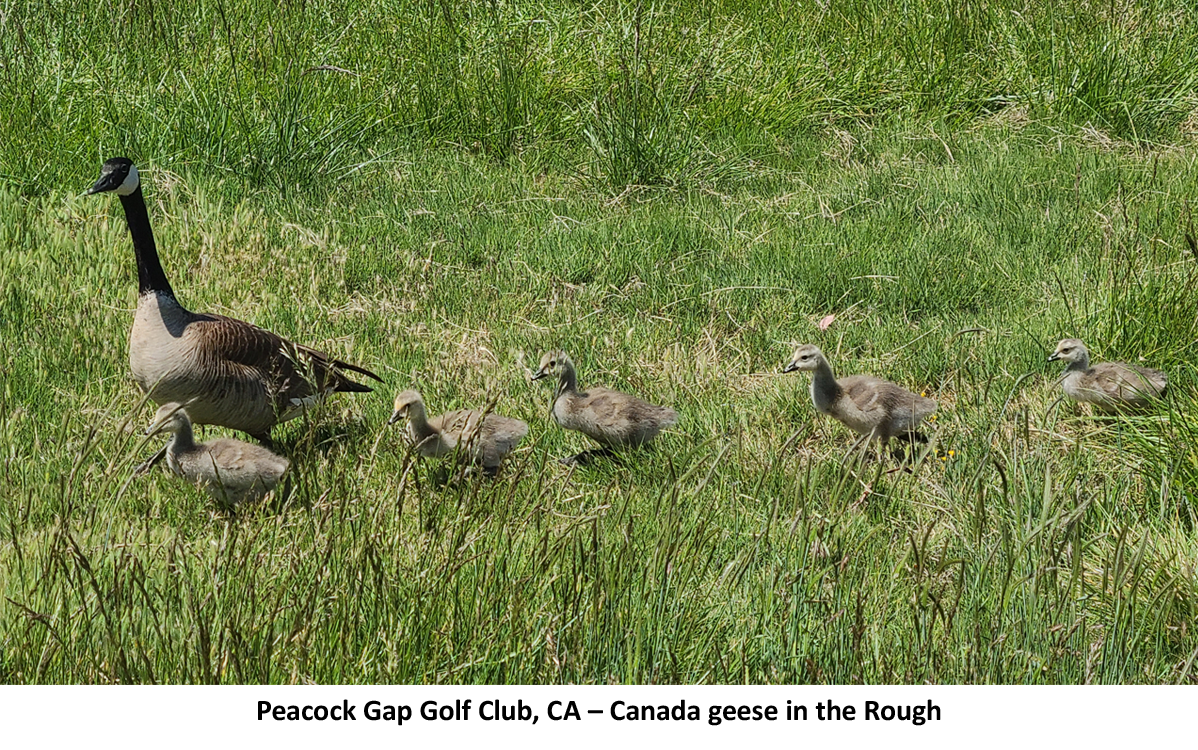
1049,338,1167,411
531,350,678,465
388,390,529,475
782,344,937,454
146,403,290,506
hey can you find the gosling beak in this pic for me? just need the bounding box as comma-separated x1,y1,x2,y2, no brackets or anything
1047,353,1060,362
781,361,799,374
387,410,403,425
530,369,548,382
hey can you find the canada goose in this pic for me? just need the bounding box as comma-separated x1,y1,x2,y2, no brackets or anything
1049,338,1167,410
531,351,678,464
87,157,382,444
146,402,290,506
387,390,529,474
782,345,937,453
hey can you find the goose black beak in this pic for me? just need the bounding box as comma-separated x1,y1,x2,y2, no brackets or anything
781,362,799,374
85,172,122,196
387,411,403,425
530,370,548,382
1047,354,1060,363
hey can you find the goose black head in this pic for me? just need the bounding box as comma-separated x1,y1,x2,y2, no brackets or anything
86,157,140,197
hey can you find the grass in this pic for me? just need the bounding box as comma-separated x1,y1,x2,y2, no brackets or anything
1,0,1198,684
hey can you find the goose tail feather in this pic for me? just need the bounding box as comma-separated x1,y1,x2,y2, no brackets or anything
330,359,385,386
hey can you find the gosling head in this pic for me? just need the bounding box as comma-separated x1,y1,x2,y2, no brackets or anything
86,157,140,197
388,390,425,425
1048,338,1089,367
782,344,824,374
531,350,569,381
146,402,190,435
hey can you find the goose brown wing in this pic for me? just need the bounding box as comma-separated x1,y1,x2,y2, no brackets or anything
187,313,380,408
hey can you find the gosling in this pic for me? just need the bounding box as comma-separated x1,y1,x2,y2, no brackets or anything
388,390,529,475
146,403,290,506
1049,338,1167,411
782,345,937,455
531,350,678,465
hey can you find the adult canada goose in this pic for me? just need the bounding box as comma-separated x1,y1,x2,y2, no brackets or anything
388,390,529,475
782,344,937,454
531,350,678,465
146,402,290,506
87,157,382,444
1048,338,1167,410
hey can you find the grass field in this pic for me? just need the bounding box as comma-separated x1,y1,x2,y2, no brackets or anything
2,0,1198,684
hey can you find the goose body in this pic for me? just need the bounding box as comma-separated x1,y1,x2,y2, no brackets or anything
1049,338,1166,410
783,345,937,445
89,158,381,441
147,403,290,505
532,351,678,452
389,390,528,472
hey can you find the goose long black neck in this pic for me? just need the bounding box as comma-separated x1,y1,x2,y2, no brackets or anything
119,185,175,298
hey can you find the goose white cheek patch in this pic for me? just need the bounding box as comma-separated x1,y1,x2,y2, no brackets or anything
116,165,140,195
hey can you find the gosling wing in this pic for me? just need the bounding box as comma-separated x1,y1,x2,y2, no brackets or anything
1087,363,1167,405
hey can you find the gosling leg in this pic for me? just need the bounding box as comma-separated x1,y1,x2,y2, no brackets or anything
559,448,616,467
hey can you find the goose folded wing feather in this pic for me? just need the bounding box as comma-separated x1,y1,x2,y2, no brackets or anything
189,312,373,401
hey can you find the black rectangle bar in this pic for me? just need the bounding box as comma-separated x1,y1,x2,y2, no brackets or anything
257,694,939,723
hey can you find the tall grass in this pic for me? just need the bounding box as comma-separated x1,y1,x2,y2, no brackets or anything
3,0,1198,192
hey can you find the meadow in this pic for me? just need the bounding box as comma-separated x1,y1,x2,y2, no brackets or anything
1,0,1197,684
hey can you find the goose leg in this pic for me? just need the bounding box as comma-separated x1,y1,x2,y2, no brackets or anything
251,431,275,448
133,444,168,476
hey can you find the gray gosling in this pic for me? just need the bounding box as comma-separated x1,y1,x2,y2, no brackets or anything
388,390,529,475
531,351,678,465
782,344,937,455
88,157,382,447
1049,338,1167,411
146,402,290,506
